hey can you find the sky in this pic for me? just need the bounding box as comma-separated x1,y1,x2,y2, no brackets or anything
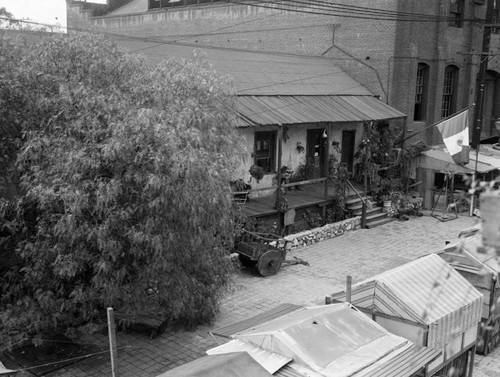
0,0,106,30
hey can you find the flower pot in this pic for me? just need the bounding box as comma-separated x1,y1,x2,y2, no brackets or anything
382,200,392,212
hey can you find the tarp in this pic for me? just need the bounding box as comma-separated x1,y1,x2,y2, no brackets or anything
207,303,440,377
0,361,16,376
155,352,273,377
418,144,500,174
329,254,483,348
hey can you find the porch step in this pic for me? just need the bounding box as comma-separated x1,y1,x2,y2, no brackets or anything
345,198,394,228
345,195,371,206
365,208,391,222
349,201,379,216
344,191,394,229
365,216,397,229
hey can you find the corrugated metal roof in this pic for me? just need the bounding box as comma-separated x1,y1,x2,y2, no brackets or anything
236,95,405,126
114,37,407,123
210,303,303,338
331,254,482,324
207,303,440,377
354,344,441,377
329,254,484,348
232,304,413,377
116,38,376,96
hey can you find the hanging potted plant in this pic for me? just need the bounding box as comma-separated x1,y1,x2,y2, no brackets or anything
249,165,265,183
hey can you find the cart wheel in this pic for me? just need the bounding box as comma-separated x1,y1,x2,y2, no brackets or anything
238,254,257,267
257,250,285,277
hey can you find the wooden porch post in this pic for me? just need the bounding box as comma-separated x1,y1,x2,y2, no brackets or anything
323,128,329,198
363,122,372,193
277,126,284,233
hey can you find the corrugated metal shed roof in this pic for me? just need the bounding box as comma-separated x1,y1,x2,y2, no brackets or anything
275,346,440,377
231,304,414,377
207,303,440,377
211,303,302,338
236,95,405,126
353,344,440,377
332,254,482,324
330,254,483,348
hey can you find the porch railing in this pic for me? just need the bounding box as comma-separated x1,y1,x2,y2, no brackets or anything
233,177,329,198
345,179,368,229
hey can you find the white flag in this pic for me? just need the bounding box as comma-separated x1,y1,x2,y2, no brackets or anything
436,109,470,165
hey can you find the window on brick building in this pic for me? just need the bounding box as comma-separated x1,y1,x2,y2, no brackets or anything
441,65,459,118
414,63,429,121
449,0,464,27
149,0,225,9
254,131,276,173
492,3,500,34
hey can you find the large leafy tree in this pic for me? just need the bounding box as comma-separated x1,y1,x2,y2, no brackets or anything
0,32,244,345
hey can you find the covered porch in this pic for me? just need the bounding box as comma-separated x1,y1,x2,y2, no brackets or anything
233,179,366,233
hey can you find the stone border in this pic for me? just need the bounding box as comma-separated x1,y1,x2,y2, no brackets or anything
283,216,361,251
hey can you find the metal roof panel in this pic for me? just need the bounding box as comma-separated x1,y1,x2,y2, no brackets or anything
236,95,405,126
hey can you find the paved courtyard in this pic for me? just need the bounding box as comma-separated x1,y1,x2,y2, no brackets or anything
8,211,499,376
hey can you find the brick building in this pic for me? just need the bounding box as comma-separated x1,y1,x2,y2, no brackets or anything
67,0,500,147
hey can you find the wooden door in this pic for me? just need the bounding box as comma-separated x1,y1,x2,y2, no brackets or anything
306,129,327,179
341,130,356,173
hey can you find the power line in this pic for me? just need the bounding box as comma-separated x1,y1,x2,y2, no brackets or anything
277,0,448,21
237,71,350,94
0,16,386,96
230,0,480,23
7,346,133,373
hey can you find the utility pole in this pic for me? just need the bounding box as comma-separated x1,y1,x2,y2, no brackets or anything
107,307,118,377
472,0,495,149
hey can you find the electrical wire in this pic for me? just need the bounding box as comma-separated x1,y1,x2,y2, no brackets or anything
269,0,448,21
236,71,351,94
229,0,480,23
0,16,383,98
16,346,133,372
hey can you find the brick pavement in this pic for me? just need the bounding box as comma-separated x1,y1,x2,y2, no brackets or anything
16,211,498,376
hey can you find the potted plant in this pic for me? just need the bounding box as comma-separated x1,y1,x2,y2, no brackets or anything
230,179,252,203
381,194,392,212
249,165,265,183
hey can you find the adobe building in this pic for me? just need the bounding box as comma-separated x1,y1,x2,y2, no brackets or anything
67,0,500,147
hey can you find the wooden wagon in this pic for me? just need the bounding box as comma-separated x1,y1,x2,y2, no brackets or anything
236,230,289,277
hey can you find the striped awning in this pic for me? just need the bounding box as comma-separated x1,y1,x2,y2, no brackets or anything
329,254,483,348
419,147,500,174
236,95,406,127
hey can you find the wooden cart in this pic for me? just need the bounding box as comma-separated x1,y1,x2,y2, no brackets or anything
236,230,289,277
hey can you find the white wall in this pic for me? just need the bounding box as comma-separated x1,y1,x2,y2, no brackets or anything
234,122,365,196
